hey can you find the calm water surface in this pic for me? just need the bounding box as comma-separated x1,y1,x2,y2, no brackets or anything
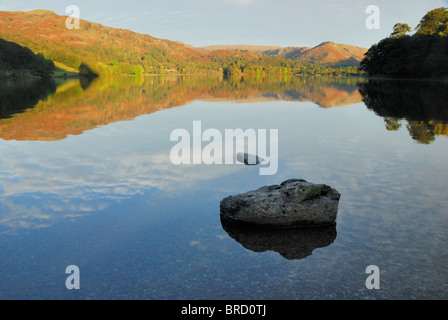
0,76,447,299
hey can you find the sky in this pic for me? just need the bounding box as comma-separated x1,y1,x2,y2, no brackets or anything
0,0,446,49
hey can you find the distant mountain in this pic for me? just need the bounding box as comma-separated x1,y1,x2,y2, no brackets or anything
196,44,284,54
199,42,367,65
296,42,367,65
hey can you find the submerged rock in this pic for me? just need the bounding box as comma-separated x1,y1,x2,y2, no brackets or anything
236,152,264,165
220,179,341,228
221,216,337,260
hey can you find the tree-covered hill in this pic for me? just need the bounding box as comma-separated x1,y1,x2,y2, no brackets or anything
361,7,448,79
0,10,364,77
0,10,207,76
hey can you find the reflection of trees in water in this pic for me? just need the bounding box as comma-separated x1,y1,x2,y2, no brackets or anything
384,117,402,131
358,80,448,144
0,78,57,119
0,75,364,141
406,121,438,145
2,76,446,144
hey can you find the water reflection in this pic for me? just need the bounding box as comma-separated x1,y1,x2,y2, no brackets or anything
221,216,337,260
0,78,56,119
2,75,447,232
0,75,363,141
358,80,448,144
3,76,447,144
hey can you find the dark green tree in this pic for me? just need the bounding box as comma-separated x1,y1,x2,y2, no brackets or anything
361,7,448,78
0,38,54,78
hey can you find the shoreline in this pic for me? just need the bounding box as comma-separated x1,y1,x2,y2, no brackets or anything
11,72,448,82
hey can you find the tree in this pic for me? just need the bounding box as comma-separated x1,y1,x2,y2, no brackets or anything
0,38,54,78
384,117,402,131
361,7,448,78
415,7,448,35
30,53,55,78
407,121,436,144
391,23,411,38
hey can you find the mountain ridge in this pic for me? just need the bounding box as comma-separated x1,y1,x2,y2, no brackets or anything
196,41,367,65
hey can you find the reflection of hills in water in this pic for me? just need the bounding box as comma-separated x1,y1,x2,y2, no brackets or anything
0,76,363,141
221,216,337,260
359,80,448,144
0,79,57,119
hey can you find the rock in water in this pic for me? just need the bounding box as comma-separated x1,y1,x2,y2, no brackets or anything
236,152,264,165
220,179,341,228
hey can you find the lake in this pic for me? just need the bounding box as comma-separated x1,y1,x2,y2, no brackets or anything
0,75,447,300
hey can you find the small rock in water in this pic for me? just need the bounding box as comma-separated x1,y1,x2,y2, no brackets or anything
220,179,341,228
236,152,264,165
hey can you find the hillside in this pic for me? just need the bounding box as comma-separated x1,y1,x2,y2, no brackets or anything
199,42,367,65
294,42,367,65
0,10,365,76
0,10,209,76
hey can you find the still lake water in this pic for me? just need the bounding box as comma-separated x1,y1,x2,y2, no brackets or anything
0,75,447,300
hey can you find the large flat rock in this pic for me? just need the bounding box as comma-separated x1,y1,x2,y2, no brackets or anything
220,179,341,228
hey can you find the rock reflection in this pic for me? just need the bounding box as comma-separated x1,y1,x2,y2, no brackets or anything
220,216,337,260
